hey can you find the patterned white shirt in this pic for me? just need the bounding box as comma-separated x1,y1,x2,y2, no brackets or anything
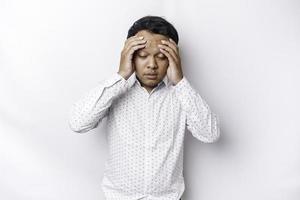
68,72,220,200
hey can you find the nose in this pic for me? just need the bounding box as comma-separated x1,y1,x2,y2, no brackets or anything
146,56,158,70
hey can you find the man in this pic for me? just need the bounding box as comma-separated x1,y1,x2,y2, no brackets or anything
68,15,220,200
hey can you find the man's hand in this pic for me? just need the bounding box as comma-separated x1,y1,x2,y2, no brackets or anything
158,38,183,85
118,35,147,80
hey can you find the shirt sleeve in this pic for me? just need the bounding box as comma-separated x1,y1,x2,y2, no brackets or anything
68,72,136,133
173,76,220,143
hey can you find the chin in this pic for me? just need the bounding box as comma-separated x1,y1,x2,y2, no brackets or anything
146,78,160,83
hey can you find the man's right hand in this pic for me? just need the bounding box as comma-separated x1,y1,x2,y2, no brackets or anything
117,35,147,80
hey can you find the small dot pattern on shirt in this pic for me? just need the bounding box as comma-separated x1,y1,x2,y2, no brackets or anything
68,72,220,200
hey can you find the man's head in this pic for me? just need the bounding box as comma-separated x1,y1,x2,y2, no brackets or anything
127,16,179,44
127,16,179,91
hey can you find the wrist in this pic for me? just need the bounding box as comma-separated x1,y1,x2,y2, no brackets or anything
173,75,184,86
117,70,131,80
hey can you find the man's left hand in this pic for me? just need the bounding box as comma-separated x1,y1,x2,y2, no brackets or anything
158,38,184,85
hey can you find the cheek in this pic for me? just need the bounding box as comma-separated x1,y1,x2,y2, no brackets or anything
134,59,146,71
158,63,169,74
157,59,169,68
134,57,146,65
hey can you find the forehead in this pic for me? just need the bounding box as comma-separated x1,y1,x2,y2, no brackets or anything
135,30,168,52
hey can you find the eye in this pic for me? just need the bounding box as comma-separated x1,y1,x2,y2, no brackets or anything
157,54,167,59
138,53,147,58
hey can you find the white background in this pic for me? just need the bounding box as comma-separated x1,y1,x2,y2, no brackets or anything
1,0,299,199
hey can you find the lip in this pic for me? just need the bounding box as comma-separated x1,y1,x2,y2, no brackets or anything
145,73,158,79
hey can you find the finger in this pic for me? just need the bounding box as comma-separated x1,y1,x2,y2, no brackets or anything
158,44,179,63
124,35,138,46
159,48,175,64
169,38,177,46
125,35,144,46
124,39,147,53
125,35,146,49
168,38,180,51
127,43,146,58
161,39,179,54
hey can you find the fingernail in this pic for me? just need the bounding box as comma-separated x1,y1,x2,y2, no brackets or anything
139,36,144,39
161,40,165,43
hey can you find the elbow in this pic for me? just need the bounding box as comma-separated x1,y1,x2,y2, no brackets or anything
205,114,221,143
68,118,99,134
190,128,220,143
68,106,92,133
198,114,221,143
68,120,86,133
206,115,221,143
69,127,85,134
68,117,92,134
206,127,220,143
198,129,220,143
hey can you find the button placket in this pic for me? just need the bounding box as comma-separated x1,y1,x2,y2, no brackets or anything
144,93,154,194
142,86,159,194
142,93,148,194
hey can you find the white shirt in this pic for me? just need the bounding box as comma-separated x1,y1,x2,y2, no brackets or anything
68,72,220,200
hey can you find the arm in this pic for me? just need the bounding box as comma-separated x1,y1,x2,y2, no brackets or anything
68,34,147,133
173,77,220,143
68,72,135,133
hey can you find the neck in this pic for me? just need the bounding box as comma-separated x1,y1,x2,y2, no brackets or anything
142,84,155,93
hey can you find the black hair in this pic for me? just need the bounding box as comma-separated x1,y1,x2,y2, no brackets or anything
127,15,179,44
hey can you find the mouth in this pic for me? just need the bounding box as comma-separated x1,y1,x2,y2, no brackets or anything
144,73,158,79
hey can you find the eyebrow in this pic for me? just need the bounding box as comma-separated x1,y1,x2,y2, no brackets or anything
138,49,164,55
